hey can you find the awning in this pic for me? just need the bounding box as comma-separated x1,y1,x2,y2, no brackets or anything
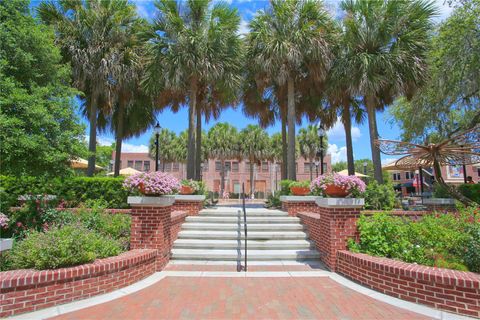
336,169,369,177
70,158,104,171
107,167,142,176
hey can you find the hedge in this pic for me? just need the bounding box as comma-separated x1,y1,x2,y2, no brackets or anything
0,176,129,209
457,183,480,205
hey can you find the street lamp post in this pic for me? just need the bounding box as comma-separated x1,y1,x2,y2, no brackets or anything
154,122,161,171
200,163,204,181
315,159,320,177
317,123,325,175
363,162,367,175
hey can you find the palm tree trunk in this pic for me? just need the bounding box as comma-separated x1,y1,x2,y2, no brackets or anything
220,159,225,197
114,102,125,176
309,159,313,181
195,108,202,180
343,103,355,176
281,113,287,180
87,97,97,177
250,162,254,197
365,96,383,183
287,76,296,181
187,79,197,179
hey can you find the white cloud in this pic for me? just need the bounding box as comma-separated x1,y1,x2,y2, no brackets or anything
85,135,149,153
327,143,347,164
238,19,249,36
382,157,400,166
326,117,361,142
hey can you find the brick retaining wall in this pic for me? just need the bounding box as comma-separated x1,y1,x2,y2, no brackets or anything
281,201,318,216
336,250,480,318
172,200,203,216
0,249,156,318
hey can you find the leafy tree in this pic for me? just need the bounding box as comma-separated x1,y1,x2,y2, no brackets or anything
239,125,270,196
96,144,115,169
149,129,180,171
298,125,327,180
247,0,335,180
390,0,480,142
0,0,84,177
38,0,138,176
144,0,242,180
207,123,238,196
340,0,437,183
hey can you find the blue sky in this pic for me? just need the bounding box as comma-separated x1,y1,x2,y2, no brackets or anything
31,0,454,164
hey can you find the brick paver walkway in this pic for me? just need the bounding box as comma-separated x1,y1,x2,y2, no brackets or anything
54,276,430,320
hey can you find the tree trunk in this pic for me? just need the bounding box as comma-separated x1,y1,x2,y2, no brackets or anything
220,159,225,197
287,76,296,181
250,162,254,197
343,103,355,176
114,102,125,176
281,113,288,180
186,79,197,179
365,96,383,183
87,96,97,177
309,159,313,181
195,108,202,180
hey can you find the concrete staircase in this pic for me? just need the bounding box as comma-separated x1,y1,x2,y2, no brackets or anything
171,207,320,263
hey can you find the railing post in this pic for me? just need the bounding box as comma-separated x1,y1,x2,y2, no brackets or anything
242,183,247,272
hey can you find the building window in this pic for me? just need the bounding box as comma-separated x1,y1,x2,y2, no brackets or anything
215,161,222,172
304,163,312,173
232,162,239,172
172,162,179,172
392,173,401,181
405,171,415,179
134,161,142,171
127,160,133,168
477,167,480,177
203,161,209,171
143,161,150,172
225,161,231,172
164,162,172,172
261,162,268,172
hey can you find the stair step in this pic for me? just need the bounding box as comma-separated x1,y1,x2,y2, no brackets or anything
171,249,321,261
199,210,288,217
186,216,299,223
173,239,314,250
177,230,308,240
181,223,304,231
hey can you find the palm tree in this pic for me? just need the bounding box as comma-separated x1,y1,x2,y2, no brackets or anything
239,125,270,196
207,123,238,197
149,128,178,171
298,125,327,180
247,0,335,181
38,0,138,176
144,0,242,180
340,0,437,183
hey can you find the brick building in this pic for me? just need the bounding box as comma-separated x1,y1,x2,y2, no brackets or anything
383,161,480,196
111,152,332,197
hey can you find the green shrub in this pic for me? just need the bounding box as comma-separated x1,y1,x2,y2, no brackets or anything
0,175,129,209
7,224,122,270
265,193,281,208
290,180,310,188
364,181,396,210
433,183,452,198
458,184,480,205
279,180,295,195
349,208,479,271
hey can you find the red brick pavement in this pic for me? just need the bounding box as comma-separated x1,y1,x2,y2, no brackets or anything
164,264,326,272
54,277,430,320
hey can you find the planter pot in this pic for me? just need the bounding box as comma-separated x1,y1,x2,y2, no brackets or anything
180,185,195,195
324,185,349,198
290,186,310,196
138,183,161,197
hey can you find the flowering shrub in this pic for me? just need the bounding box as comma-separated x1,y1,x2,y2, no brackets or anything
310,173,366,196
222,191,230,199
0,213,9,229
123,172,180,195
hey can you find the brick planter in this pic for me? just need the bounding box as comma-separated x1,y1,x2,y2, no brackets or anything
0,249,156,318
298,198,364,271
172,195,205,216
128,196,187,271
279,196,320,216
337,251,480,318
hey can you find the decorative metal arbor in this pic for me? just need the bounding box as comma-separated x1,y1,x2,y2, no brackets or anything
376,125,480,206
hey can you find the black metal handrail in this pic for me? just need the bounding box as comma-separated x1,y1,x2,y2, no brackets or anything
242,183,247,272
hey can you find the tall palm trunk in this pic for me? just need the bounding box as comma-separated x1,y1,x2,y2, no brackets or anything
195,109,202,180
342,103,355,176
114,102,125,176
220,159,225,197
309,159,313,181
287,76,296,180
281,113,288,180
365,97,383,183
187,79,197,179
87,97,98,177
250,162,254,197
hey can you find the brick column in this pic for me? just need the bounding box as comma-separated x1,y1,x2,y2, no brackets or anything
279,196,319,216
172,195,206,215
310,198,364,271
128,196,178,271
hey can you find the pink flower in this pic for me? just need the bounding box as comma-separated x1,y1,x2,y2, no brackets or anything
311,173,366,195
123,172,180,195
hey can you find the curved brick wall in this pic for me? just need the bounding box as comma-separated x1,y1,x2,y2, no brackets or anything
337,250,480,318
0,249,156,317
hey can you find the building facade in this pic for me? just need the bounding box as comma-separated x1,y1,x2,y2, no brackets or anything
111,152,332,197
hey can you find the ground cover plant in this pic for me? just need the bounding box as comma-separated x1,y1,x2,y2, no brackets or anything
349,207,480,272
0,199,131,271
